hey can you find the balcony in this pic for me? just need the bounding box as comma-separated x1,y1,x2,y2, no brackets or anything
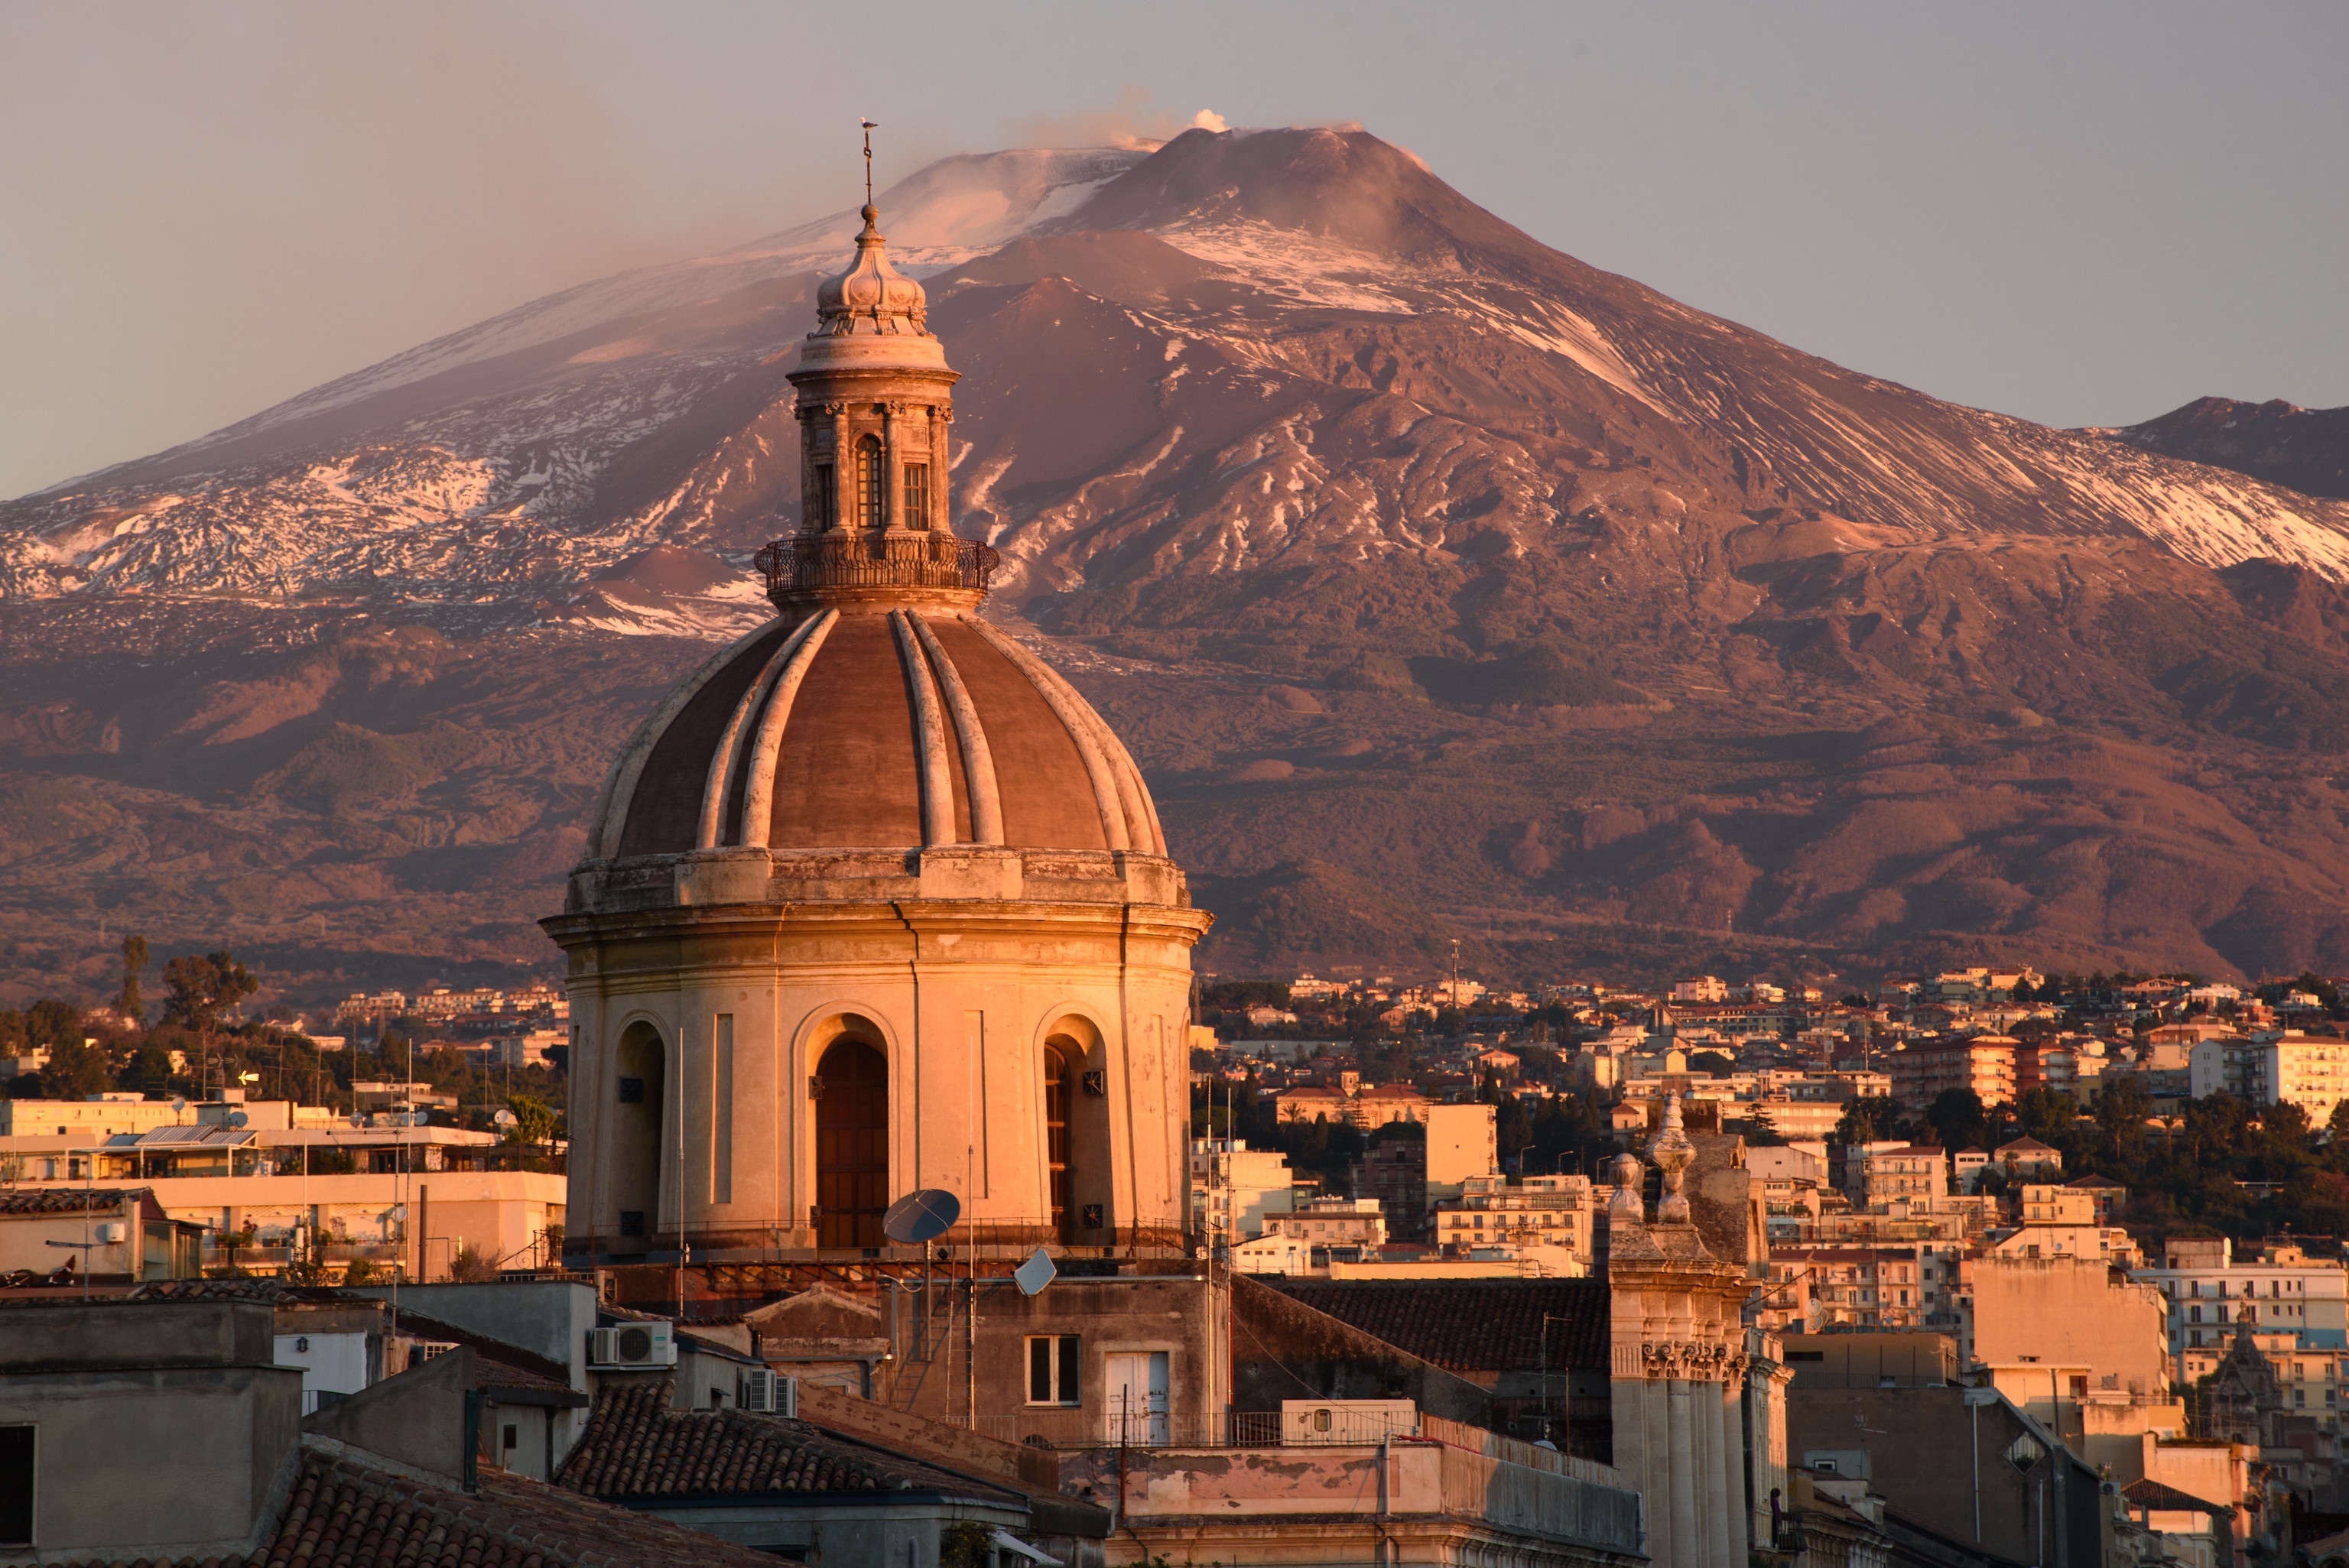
755,531,999,602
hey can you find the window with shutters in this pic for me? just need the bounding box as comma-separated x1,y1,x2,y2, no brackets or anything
902,462,929,528
808,463,834,530
856,435,885,527
1027,1335,1080,1406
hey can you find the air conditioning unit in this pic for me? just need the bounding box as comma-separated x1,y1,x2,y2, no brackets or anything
738,1368,797,1417
96,1221,127,1244
588,1322,677,1368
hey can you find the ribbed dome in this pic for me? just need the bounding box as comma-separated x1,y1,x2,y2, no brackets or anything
590,607,1165,861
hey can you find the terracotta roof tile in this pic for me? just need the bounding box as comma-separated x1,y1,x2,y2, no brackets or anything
1268,1278,1609,1372
559,1378,1019,1501
0,1187,140,1214
41,1443,781,1568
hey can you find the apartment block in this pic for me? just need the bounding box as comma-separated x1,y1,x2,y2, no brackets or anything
2132,1237,2349,1354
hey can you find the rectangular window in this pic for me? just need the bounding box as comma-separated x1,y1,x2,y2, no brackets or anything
809,463,834,530
1028,1335,1080,1406
0,1425,27,1548
903,463,930,528
713,1014,734,1206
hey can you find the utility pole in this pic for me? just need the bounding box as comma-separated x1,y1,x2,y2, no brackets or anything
1450,940,1461,1014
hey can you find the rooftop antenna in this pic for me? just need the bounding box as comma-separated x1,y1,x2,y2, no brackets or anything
861,118,879,209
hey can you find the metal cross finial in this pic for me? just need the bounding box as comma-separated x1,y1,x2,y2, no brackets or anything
860,118,879,207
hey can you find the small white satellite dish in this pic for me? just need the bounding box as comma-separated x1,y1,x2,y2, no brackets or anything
492,1109,518,1128
171,1097,187,1115
1014,1247,1058,1297
882,1189,961,1245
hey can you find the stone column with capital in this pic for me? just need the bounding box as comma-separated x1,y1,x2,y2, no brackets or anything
827,403,850,530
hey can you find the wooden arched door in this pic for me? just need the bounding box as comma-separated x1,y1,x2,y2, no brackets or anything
815,1038,887,1248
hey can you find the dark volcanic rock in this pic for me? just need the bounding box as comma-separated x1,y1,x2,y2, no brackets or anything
2125,396,2349,502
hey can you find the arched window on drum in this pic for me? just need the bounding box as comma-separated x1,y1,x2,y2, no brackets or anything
610,1021,666,1243
855,433,885,528
1042,1040,1075,1242
814,1033,888,1249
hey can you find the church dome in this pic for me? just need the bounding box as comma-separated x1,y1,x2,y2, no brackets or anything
589,604,1165,861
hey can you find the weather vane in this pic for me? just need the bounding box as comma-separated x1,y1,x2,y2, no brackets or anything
861,118,879,207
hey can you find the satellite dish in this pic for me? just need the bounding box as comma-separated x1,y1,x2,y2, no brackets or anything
227,1111,249,1128
492,1109,518,1128
882,1188,962,1245
1014,1247,1058,1297
171,1098,187,1115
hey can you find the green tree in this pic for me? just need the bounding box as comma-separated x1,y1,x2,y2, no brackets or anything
1498,1096,1534,1168
1832,1096,1899,1146
2097,1074,2154,1136
118,934,149,1025
2327,1096,2349,1144
449,1245,499,1283
24,1000,80,1050
2013,1089,2078,1143
1742,1105,1788,1147
940,1522,996,1568
1687,1050,1735,1078
504,1094,560,1145
2263,1100,2314,1144
162,951,258,1030
1924,1089,1988,1154
37,1037,111,1099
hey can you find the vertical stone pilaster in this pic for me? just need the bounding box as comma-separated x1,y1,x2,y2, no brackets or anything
1644,1377,1673,1568
1610,1371,1651,1559
827,404,850,530
1691,1372,1720,1567
1719,1371,1756,1558
1666,1378,1697,1568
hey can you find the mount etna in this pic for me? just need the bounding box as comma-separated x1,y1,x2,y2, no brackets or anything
8,125,2349,1004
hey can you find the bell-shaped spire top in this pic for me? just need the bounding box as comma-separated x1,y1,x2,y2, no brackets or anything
811,202,931,340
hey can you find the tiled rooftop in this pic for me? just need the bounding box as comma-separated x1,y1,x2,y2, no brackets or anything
1269,1278,1609,1371
42,1443,783,1568
0,1187,140,1214
560,1378,1018,1502
2120,1475,2224,1513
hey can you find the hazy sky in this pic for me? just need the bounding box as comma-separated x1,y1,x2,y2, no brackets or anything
4,1,2344,499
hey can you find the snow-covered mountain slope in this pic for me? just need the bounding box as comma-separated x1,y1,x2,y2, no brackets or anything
11,128,2349,620
15,126,2349,998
